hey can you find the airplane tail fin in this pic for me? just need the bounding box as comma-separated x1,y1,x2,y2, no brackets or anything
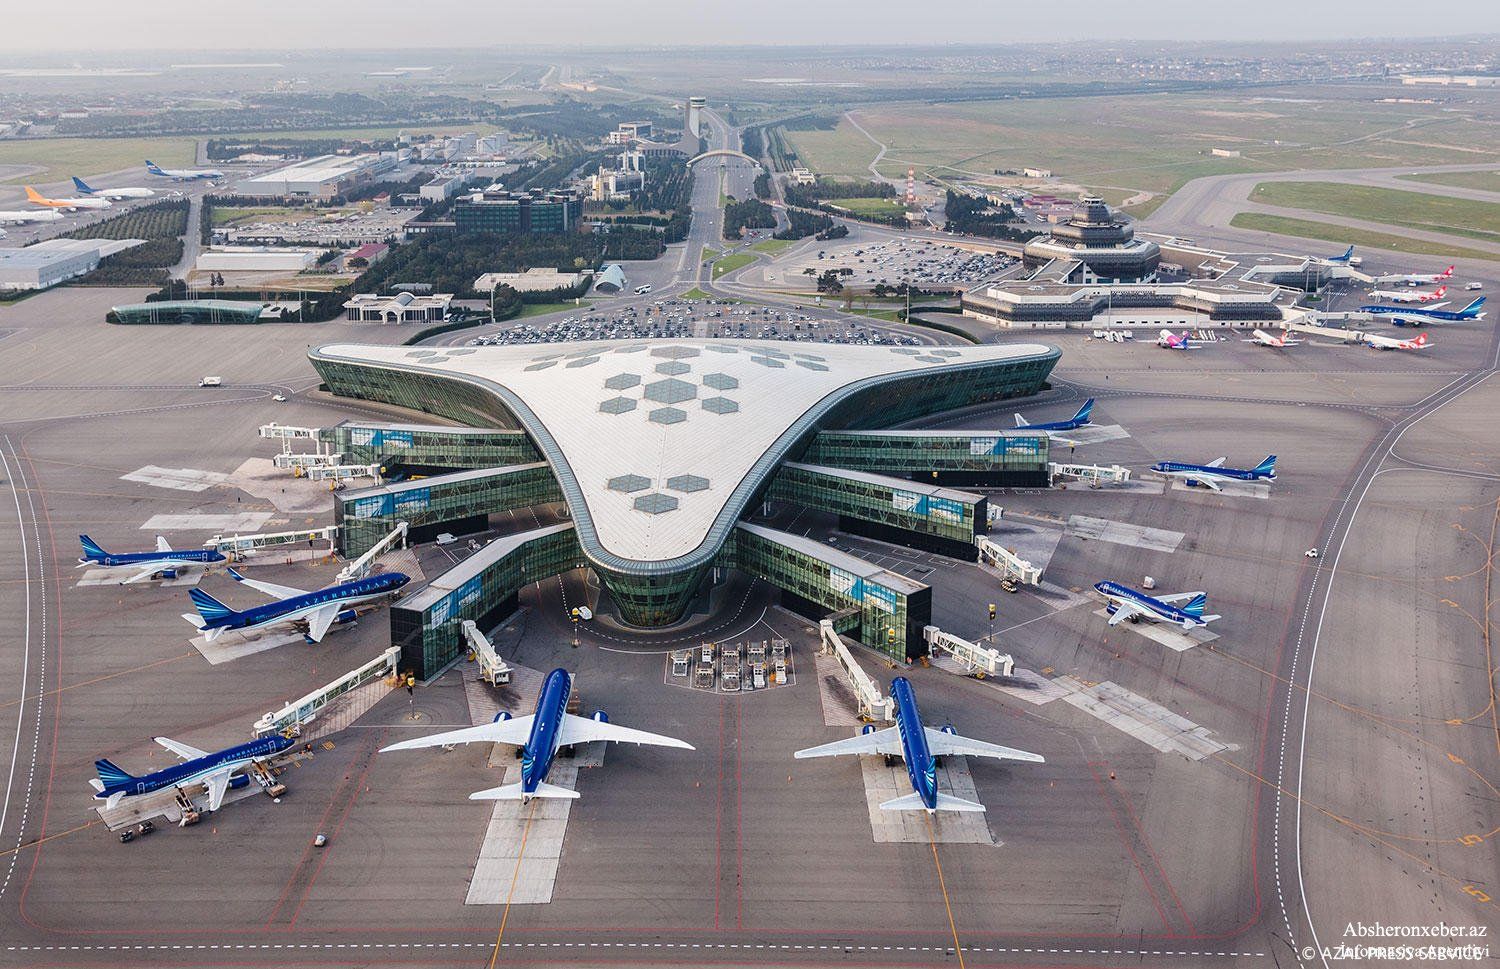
1253,455,1277,477
1181,593,1208,619
1073,398,1095,424
145,160,163,174
1013,413,1029,428
189,587,237,626
1463,297,1486,315
94,758,134,789
71,176,95,194
1414,333,1430,347
469,781,579,801
24,186,45,203
1340,245,1354,261
79,534,107,560
878,791,987,813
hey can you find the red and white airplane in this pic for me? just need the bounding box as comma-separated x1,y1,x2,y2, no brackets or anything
1367,284,1447,305
1244,328,1303,348
1365,331,1431,351
1157,329,1197,350
1369,265,1454,286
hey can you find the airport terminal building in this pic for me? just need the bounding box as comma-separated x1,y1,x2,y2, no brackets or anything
310,340,1057,677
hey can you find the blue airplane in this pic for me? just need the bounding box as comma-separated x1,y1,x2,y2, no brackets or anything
78,534,226,584
1152,454,1276,492
1324,245,1355,265
91,733,296,812
794,676,1043,813
381,667,693,803
1359,296,1486,324
184,568,409,643
1094,581,1220,629
1015,397,1094,433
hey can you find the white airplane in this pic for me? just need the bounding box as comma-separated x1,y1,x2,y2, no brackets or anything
1367,284,1447,305
24,186,111,211
146,160,223,181
1244,329,1303,348
1369,265,1454,286
71,176,153,200
0,209,63,225
1365,331,1431,352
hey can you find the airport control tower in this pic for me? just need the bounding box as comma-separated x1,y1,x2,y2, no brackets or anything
686,96,706,138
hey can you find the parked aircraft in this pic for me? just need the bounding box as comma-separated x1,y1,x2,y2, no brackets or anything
1365,331,1431,351
1152,454,1277,491
1361,297,1485,324
1015,398,1094,433
1369,265,1454,286
380,667,693,803
1323,245,1355,265
1157,329,1196,349
24,186,111,210
1093,581,1220,629
71,176,154,199
1244,329,1303,348
0,208,64,224
184,568,409,643
1366,284,1446,304
794,677,1043,813
78,534,225,584
91,733,295,812
145,160,223,181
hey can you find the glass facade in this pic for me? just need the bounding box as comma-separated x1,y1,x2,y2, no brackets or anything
390,523,586,680
452,191,584,235
733,523,931,662
334,463,563,558
111,300,265,324
321,421,539,473
769,462,984,557
801,430,1049,487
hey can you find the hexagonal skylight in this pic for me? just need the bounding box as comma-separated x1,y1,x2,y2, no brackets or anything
666,474,710,493
750,357,786,369
702,372,738,391
599,396,637,415
655,361,692,376
649,407,687,425
643,378,697,404
604,373,641,390
651,346,701,359
564,356,601,369
796,361,829,372
607,474,652,493
701,397,739,415
633,492,680,514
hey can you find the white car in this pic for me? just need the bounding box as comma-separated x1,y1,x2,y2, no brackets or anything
272,394,287,402
1305,548,1320,559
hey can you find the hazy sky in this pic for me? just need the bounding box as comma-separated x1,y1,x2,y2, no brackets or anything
3,0,1498,50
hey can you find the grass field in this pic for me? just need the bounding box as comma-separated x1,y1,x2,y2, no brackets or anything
1396,170,1500,193
713,252,758,278
750,238,797,254
1250,181,1500,244
516,300,586,319
783,91,1500,206
1228,212,1498,262
0,136,198,185
822,197,907,218
210,206,329,227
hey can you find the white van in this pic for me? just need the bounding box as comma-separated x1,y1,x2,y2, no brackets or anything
199,376,222,387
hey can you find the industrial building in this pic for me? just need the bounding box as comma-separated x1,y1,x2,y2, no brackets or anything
452,188,585,235
0,238,142,291
473,268,587,294
236,153,398,200
310,338,1058,677
196,246,320,272
1022,196,1161,283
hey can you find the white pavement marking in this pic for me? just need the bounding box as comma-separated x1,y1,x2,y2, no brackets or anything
1055,424,1130,446
75,567,200,588
120,465,228,492
1169,479,1271,500
861,757,995,844
1092,609,1220,652
1054,677,1229,760
190,629,307,665
141,512,273,532
1,941,1268,957
1065,514,1184,553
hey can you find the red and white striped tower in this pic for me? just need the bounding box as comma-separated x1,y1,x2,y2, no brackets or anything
905,167,916,206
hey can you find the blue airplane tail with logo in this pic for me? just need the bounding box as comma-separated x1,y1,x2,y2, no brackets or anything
1459,297,1486,318
71,176,97,195
79,534,107,560
189,588,238,626
1253,455,1277,477
1181,593,1208,619
94,758,134,789
1332,245,1353,263
1072,398,1095,424
145,160,165,175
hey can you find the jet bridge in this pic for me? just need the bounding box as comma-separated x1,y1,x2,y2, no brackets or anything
336,521,408,584
274,451,344,471
819,619,894,722
205,526,339,555
302,463,381,483
1049,462,1132,487
923,625,1014,678
461,619,513,687
975,535,1042,586
253,646,400,737
259,423,321,441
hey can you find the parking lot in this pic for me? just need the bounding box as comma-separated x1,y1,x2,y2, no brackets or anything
775,236,1014,289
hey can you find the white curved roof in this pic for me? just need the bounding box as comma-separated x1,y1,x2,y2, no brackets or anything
313,339,1054,568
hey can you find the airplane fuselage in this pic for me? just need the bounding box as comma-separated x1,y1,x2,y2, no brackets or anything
206,572,408,633
82,549,223,570
890,677,939,812
1152,460,1271,484
1094,581,1205,628
521,668,572,799
95,734,293,803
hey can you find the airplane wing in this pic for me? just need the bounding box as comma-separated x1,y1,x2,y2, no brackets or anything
1195,476,1223,491
924,726,1044,763
203,768,233,811
155,736,209,761
228,568,308,600
122,564,165,585
156,536,172,553
305,603,341,643
557,714,694,749
380,715,536,752
794,726,903,759
1106,599,1150,626
1205,457,1227,468
1153,591,1204,605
